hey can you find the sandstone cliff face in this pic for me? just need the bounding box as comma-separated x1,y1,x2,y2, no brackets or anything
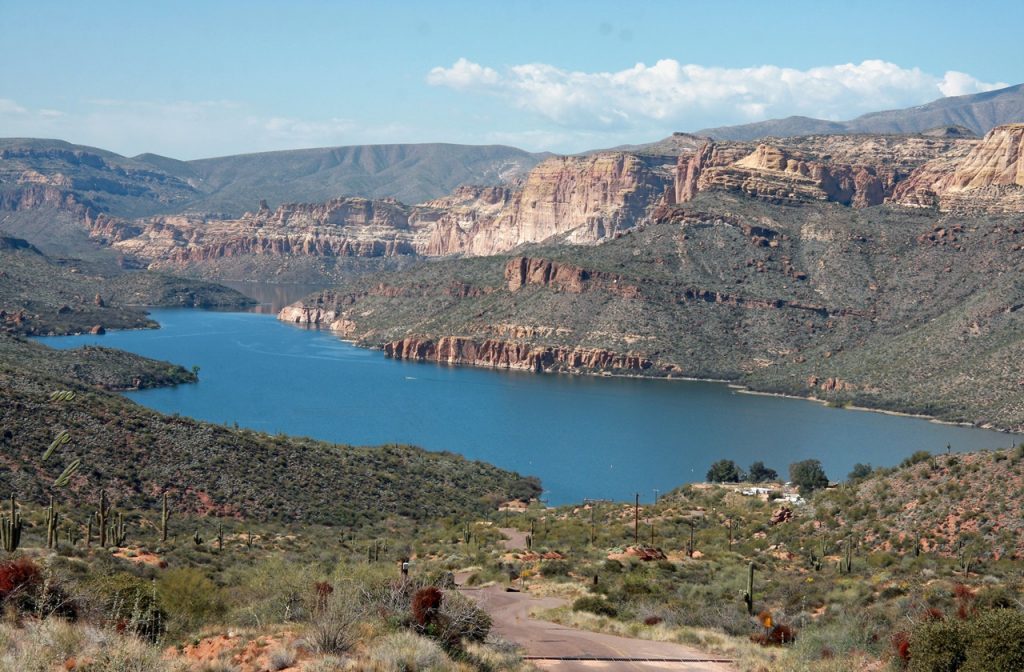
383,336,653,373
671,135,976,208
87,152,674,266
893,124,1024,212
475,153,671,253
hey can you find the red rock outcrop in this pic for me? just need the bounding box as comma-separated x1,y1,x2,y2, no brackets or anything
504,257,638,296
383,336,653,373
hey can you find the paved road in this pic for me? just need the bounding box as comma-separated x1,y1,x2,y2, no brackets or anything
461,529,734,671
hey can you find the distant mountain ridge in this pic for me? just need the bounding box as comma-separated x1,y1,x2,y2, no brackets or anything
0,138,547,218
696,83,1024,140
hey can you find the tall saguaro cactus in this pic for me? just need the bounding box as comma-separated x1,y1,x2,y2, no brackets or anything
161,493,170,543
96,490,110,547
46,496,59,549
110,512,126,547
744,562,755,615
1,495,22,553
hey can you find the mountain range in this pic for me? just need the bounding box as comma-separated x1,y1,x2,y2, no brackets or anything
695,83,1024,140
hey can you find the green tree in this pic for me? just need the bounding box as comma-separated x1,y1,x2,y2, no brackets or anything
748,461,778,483
847,463,873,481
706,459,745,483
789,459,829,494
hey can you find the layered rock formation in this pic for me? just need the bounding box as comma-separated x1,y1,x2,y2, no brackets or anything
383,336,653,373
893,124,1024,212
4,130,1021,279
670,134,977,208
87,152,675,265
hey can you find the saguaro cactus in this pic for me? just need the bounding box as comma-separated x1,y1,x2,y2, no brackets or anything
110,512,126,547
46,496,59,549
96,490,110,547
744,563,755,615
1,495,22,553
160,493,170,543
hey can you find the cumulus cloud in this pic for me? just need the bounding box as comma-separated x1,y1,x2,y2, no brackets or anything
426,58,1008,131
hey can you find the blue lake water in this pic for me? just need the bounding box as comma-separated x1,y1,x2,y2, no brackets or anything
41,308,1012,505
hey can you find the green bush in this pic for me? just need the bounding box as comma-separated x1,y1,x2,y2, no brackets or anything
602,559,623,574
961,609,1024,672
908,618,966,672
573,595,617,617
901,451,933,469
539,560,571,578
156,567,226,634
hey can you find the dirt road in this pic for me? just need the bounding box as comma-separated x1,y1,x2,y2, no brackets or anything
460,529,735,671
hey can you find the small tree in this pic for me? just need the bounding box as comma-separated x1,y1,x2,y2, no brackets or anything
706,459,745,483
748,461,778,483
789,459,829,494
847,463,873,481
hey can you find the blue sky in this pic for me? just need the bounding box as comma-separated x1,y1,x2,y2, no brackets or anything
1,0,1020,158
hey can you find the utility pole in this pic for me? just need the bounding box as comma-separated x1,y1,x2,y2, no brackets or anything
634,493,639,544
583,498,611,546
653,488,660,505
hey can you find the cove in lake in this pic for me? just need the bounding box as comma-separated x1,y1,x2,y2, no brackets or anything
41,308,1012,505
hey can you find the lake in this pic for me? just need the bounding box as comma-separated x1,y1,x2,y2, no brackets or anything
41,308,1013,505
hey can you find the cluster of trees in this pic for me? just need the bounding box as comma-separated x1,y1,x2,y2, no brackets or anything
705,458,831,494
705,460,778,484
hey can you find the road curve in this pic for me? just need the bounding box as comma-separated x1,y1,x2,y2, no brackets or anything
460,551,734,672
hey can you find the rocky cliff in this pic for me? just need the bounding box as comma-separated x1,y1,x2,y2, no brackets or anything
893,124,1024,212
5,131,1021,281
383,336,653,374
671,134,976,208
85,151,675,266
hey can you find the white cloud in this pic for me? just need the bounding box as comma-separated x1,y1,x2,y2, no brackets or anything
427,58,499,89
426,58,1008,131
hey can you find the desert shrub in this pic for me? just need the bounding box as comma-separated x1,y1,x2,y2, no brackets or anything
620,573,654,597
602,559,623,573
433,591,491,652
972,586,1016,611
74,633,167,672
267,645,297,671
156,567,225,633
572,595,617,617
411,587,443,627
901,451,933,469
369,631,449,672
80,573,166,642
539,560,571,578
223,557,317,626
0,557,73,619
307,594,360,654
960,609,1024,672
908,618,966,672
